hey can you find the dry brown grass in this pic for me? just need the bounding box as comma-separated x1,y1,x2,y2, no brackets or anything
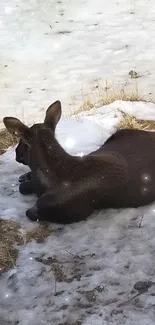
0,129,18,155
98,86,143,106
75,98,94,114
118,110,155,131
73,83,152,115
0,219,23,272
25,223,53,244
72,82,155,131
0,219,53,273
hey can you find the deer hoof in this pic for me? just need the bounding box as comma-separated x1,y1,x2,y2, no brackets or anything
26,206,39,221
19,172,31,183
19,181,34,195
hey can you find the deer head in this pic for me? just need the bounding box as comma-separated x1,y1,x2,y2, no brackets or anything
3,100,62,166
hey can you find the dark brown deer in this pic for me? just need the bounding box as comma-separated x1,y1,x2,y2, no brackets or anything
3,100,155,224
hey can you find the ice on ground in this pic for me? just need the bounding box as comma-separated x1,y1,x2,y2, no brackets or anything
1,0,155,125
1,101,155,324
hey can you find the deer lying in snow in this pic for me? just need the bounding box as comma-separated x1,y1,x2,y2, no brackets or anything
3,100,155,223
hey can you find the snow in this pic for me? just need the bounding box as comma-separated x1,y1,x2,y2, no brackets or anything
1,101,155,324
1,0,155,126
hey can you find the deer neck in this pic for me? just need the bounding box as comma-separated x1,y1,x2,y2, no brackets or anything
30,128,75,172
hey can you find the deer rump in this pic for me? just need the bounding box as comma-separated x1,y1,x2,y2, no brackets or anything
3,101,155,224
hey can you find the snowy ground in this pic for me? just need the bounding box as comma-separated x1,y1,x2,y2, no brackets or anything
1,101,155,325
1,0,155,127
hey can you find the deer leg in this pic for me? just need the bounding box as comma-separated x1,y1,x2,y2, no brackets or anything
19,181,34,195
26,185,94,224
18,172,34,195
26,204,39,221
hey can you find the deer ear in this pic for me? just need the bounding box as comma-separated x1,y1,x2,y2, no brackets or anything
44,100,62,129
3,117,32,146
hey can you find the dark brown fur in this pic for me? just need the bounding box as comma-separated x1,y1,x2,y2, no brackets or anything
3,100,155,223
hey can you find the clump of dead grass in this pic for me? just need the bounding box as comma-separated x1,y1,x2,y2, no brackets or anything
0,219,53,273
73,82,153,115
72,82,155,131
97,83,142,107
0,129,18,155
0,219,23,273
76,98,94,113
25,223,53,244
118,110,155,131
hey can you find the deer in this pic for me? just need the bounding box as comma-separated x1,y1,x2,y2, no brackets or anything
3,100,155,224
